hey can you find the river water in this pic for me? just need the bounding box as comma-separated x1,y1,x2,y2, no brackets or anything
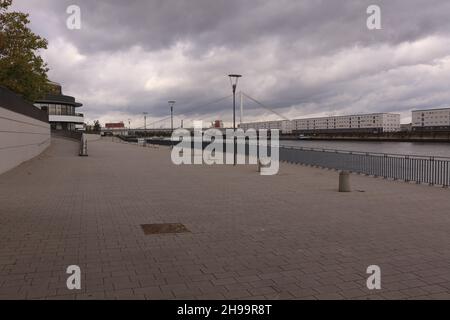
147,136,450,158
280,140,450,158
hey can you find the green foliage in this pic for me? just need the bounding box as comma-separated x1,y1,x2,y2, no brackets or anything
0,0,51,102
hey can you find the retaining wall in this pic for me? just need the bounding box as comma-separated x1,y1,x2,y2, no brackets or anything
0,87,50,175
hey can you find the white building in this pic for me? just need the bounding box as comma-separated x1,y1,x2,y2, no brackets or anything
239,120,293,134
293,113,400,133
34,82,84,131
411,108,450,131
240,113,400,134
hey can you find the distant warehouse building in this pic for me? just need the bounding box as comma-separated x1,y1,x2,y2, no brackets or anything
240,113,400,134
293,113,400,134
240,120,293,134
411,108,450,132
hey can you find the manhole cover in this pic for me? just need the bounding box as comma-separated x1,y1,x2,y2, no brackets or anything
141,223,190,235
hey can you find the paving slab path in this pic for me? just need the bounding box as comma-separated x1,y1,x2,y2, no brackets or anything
1,137,450,300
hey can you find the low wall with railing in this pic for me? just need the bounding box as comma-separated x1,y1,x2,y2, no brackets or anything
0,87,50,175
280,146,450,187
117,135,450,186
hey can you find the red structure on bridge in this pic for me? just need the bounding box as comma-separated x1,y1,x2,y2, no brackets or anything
105,122,125,129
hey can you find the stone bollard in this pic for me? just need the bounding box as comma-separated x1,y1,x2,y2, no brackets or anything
79,134,88,157
339,170,351,192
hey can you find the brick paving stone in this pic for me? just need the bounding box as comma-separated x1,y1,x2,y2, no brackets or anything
427,293,450,299
195,293,226,300
314,293,344,300
249,286,278,296
287,287,319,299
76,291,106,300
211,278,238,286
223,290,253,299
420,285,448,294
339,289,368,299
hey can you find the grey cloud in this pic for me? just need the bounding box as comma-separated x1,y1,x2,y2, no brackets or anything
20,0,450,54
11,0,450,124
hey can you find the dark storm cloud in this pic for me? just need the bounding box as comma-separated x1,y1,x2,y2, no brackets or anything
24,0,450,54
11,0,450,124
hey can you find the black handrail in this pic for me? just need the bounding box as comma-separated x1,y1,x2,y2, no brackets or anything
279,146,450,187
280,145,450,161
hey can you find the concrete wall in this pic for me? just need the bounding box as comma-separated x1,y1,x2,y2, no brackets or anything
0,106,50,175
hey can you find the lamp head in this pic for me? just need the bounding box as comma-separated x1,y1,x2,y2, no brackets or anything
228,74,242,91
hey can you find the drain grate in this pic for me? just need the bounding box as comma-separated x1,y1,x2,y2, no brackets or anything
141,223,190,235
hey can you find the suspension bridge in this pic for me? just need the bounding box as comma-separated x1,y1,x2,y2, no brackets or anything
122,92,291,132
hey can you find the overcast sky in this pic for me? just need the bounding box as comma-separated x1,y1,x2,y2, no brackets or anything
12,0,450,127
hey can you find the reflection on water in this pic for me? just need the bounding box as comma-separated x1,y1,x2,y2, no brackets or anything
280,140,450,158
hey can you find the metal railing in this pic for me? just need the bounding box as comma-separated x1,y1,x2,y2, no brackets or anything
280,146,450,187
120,135,450,186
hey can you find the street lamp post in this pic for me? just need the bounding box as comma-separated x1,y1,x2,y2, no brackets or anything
143,112,148,136
168,100,176,147
168,100,176,132
228,74,242,165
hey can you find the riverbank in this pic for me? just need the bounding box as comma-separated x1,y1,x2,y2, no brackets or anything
301,136,450,142
282,132,450,143
279,139,450,158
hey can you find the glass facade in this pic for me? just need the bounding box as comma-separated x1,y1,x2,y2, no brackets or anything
34,86,83,131
35,101,83,131
35,103,76,116
50,122,77,130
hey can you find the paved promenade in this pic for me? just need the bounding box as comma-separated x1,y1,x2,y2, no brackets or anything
1,137,450,300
